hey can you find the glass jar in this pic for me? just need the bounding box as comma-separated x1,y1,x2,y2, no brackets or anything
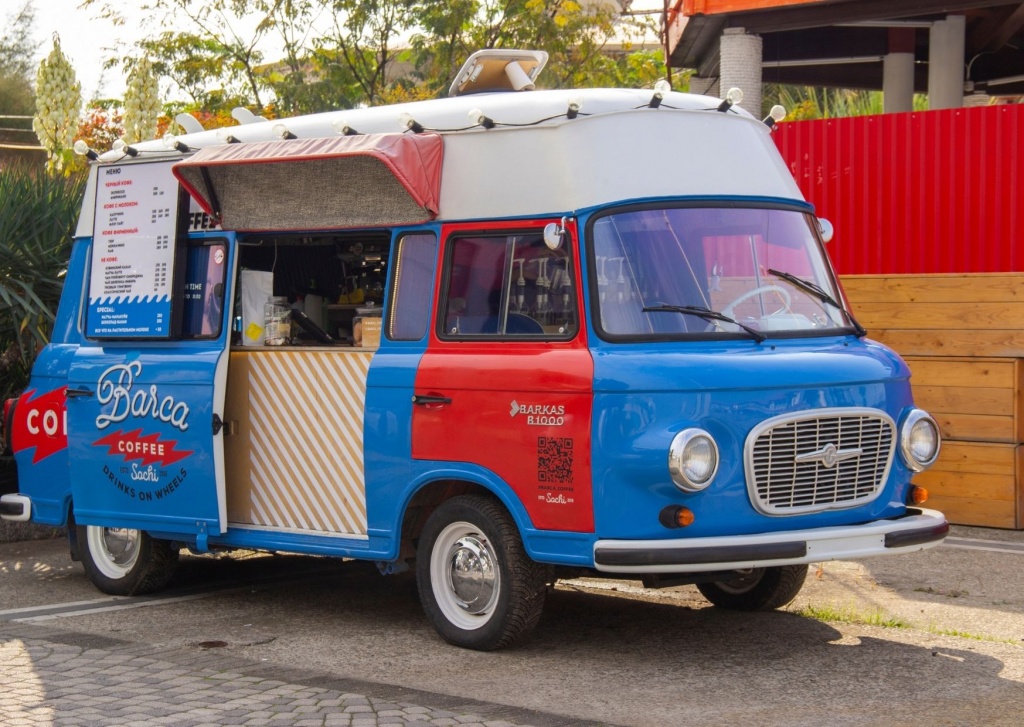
264,296,290,346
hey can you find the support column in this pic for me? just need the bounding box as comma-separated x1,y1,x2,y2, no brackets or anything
883,28,915,113
928,14,966,110
720,28,762,116
689,76,720,97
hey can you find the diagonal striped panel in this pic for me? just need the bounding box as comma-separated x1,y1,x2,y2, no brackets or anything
246,351,371,534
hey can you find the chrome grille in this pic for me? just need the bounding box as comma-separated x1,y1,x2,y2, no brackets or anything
745,408,896,515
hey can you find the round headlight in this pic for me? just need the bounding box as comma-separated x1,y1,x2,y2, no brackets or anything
899,409,940,472
668,429,719,492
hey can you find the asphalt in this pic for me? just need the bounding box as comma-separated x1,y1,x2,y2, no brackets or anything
2,524,1023,727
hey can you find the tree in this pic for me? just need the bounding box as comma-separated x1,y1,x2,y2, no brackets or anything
408,1,663,97
0,0,38,117
86,0,665,114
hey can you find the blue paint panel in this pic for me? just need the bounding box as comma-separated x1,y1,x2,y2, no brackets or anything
66,232,236,536
13,239,91,526
67,349,222,533
589,336,917,541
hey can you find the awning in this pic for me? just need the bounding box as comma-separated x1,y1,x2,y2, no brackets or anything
171,133,443,232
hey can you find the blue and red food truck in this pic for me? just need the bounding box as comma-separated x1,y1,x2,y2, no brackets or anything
1,51,947,650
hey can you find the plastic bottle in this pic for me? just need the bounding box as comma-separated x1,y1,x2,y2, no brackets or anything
264,296,290,346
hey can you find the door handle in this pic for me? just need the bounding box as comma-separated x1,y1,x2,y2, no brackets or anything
412,394,452,406
66,387,94,398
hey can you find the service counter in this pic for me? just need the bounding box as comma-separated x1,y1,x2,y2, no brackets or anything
223,347,373,537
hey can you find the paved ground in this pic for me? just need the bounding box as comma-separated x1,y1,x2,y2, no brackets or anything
3,624,576,727
2,525,1023,726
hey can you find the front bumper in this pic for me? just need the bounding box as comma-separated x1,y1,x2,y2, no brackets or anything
593,508,949,574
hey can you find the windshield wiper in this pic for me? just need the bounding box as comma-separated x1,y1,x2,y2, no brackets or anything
766,268,867,337
642,304,767,344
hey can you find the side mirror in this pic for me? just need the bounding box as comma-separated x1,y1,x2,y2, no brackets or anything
817,218,834,244
544,217,568,250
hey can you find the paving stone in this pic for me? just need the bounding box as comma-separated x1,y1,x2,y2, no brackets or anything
0,627,550,727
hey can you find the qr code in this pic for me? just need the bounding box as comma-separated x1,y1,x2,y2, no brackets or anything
538,437,573,484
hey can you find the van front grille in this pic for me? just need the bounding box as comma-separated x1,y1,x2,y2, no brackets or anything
745,409,895,515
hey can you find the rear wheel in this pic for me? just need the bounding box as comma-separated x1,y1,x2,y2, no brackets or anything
416,495,547,650
77,524,179,596
697,564,808,611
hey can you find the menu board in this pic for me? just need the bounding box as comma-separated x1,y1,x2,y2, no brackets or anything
87,162,180,338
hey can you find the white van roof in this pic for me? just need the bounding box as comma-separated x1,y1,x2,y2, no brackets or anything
77,88,804,237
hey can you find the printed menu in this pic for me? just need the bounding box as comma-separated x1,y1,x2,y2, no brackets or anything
87,162,180,338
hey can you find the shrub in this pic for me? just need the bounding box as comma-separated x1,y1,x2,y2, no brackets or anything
0,162,85,402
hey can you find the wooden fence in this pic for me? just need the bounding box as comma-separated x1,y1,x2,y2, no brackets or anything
843,273,1024,529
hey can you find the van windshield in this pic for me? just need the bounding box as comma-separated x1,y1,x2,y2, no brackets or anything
590,205,856,340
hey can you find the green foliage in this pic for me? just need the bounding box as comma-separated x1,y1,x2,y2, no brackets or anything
409,1,664,97
765,84,929,120
84,0,665,113
0,163,86,401
795,603,910,629
0,0,38,116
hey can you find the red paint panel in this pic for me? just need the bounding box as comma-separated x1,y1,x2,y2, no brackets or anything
10,387,68,463
412,219,595,532
774,105,1024,274
413,347,594,532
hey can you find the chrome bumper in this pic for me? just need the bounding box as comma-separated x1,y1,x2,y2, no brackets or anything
593,508,949,574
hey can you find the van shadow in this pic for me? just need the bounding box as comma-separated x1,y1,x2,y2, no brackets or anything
155,553,1024,726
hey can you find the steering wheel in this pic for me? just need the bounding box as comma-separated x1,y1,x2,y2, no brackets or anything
721,284,792,319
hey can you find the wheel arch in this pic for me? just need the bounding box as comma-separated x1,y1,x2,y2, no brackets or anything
395,467,537,561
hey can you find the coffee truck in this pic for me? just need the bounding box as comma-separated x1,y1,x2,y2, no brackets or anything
1,50,948,650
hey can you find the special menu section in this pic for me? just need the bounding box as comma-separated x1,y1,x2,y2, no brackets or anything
87,162,180,338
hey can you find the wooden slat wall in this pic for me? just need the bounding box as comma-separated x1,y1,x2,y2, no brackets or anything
843,274,1024,529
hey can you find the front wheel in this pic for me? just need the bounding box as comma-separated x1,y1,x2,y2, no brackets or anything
416,495,547,650
77,524,179,596
697,564,808,611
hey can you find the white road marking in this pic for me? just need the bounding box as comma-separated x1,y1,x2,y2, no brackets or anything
941,537,1024,555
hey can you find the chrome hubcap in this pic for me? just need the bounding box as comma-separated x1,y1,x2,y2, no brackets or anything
101,528,140,566
447,535,497,614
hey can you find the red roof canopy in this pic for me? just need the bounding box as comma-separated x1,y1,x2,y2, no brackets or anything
172,133,443,232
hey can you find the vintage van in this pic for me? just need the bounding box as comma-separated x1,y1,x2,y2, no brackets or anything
2,51,947,650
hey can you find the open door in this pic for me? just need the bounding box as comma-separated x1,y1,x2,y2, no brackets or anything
67,234,234,543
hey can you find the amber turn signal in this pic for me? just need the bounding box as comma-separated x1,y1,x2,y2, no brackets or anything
659,505,695,529
909,485,929,505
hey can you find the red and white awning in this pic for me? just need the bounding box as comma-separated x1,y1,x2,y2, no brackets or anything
172,132,443,232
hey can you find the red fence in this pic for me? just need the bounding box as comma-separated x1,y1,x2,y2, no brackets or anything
773,104,1024,275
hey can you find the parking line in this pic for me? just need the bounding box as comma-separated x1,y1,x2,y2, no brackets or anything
0,567,337,623
942,537,1024,555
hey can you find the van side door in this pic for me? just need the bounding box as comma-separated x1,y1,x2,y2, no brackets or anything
66,231,234,543
411,221,595,532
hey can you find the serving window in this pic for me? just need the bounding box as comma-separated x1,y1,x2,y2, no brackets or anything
233,231,391,346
